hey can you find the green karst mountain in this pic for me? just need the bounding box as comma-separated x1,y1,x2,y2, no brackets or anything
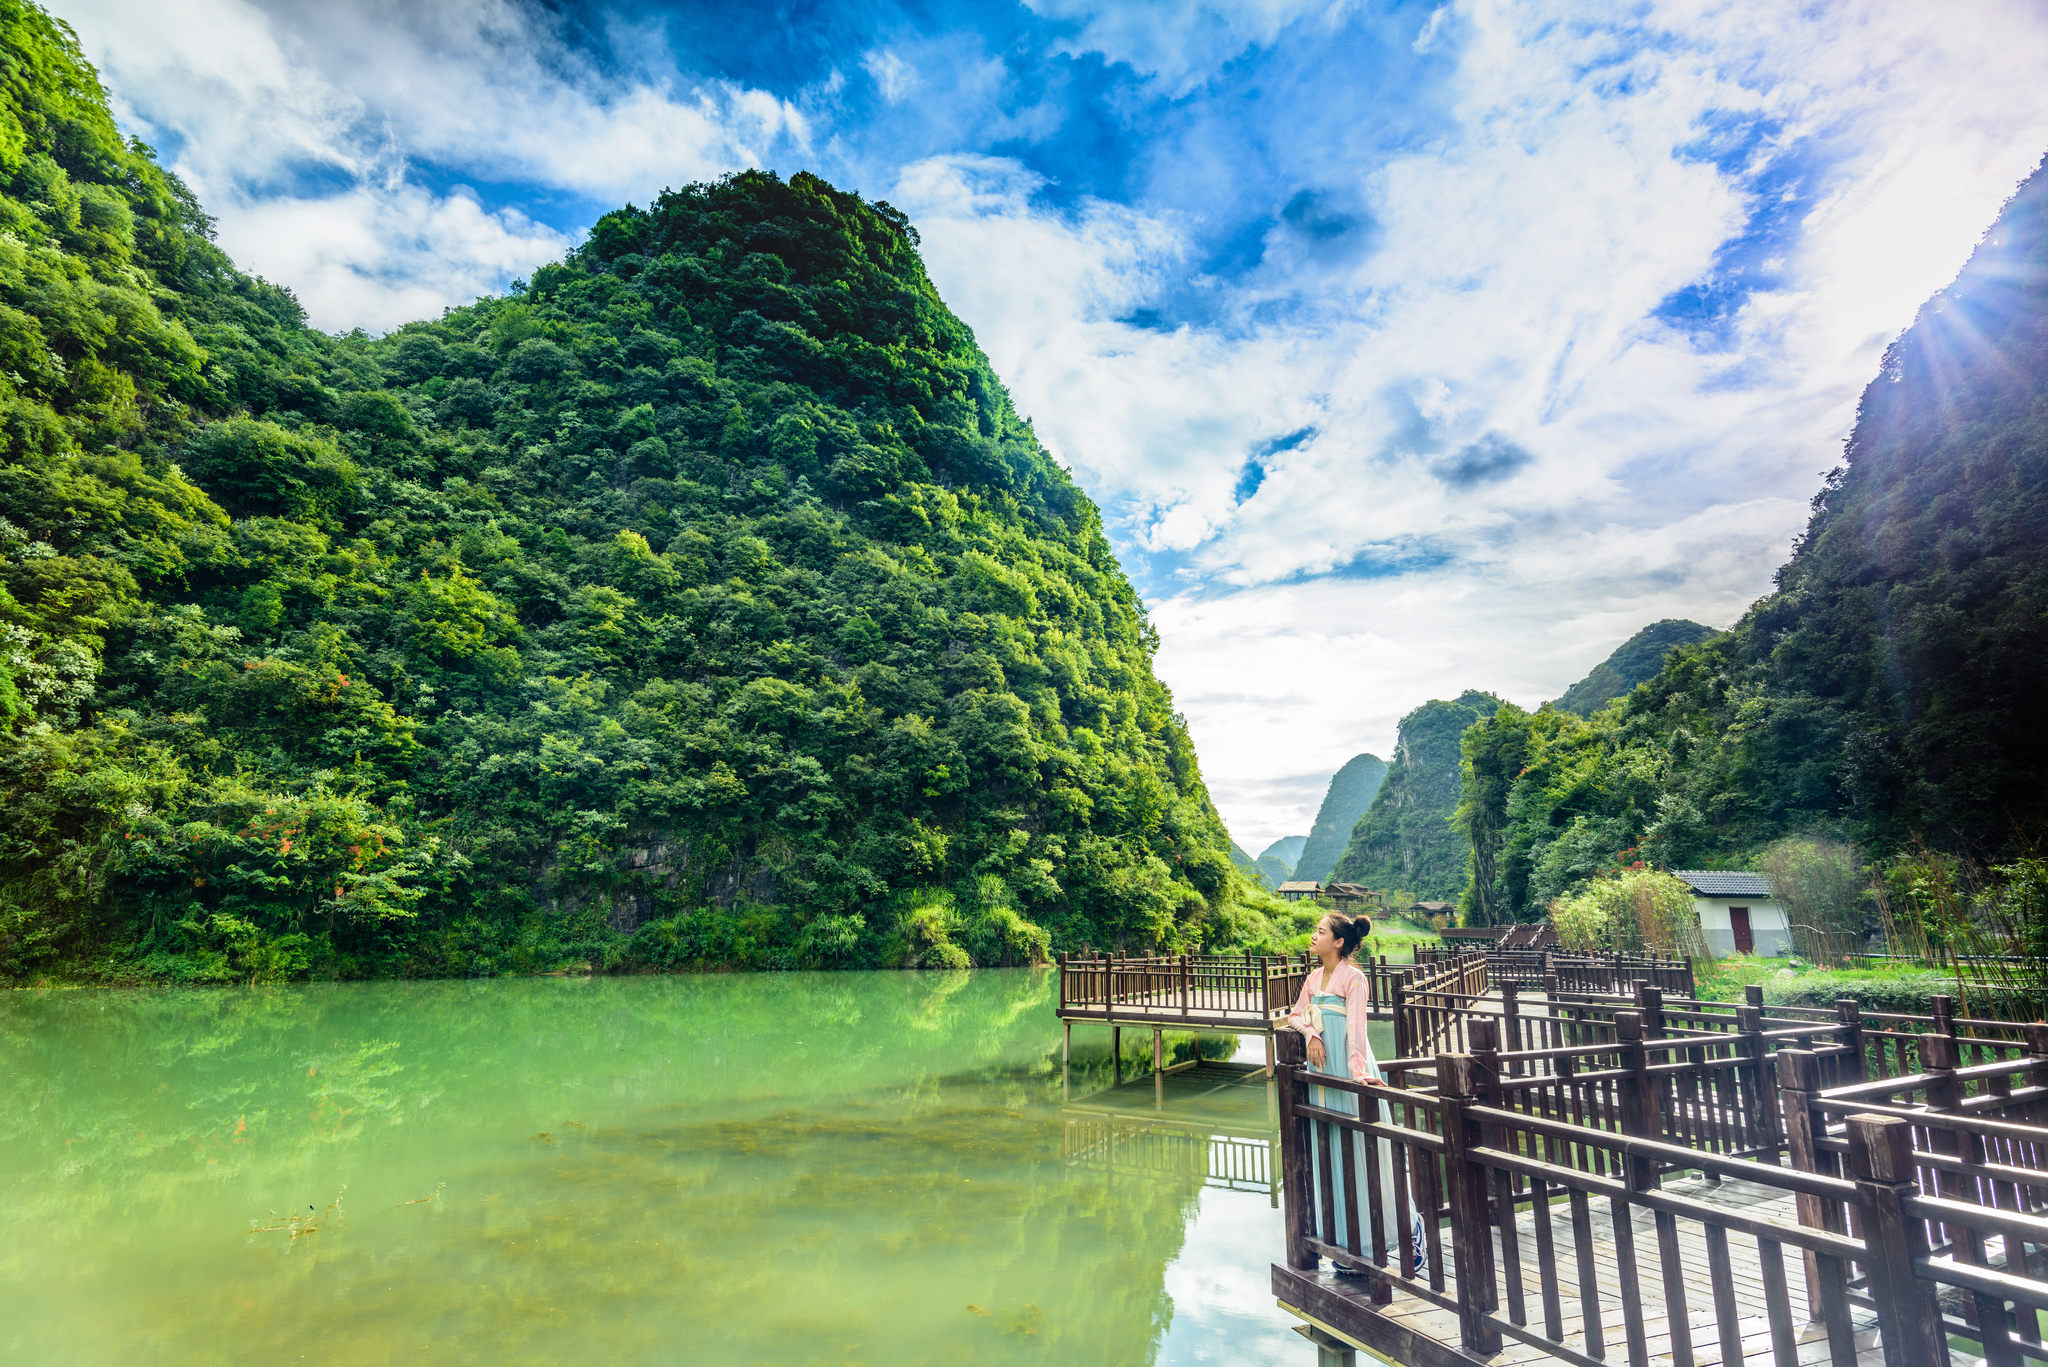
1549,620,1716,717
1459,155,2048,923
1254,834,1304,888
0,2,1282,982
1293,753,1387,883
1329,694,1499,900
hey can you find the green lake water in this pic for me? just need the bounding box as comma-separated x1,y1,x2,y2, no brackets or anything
0,970,1392,1365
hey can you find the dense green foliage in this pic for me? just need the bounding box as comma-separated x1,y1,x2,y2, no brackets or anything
0,3,1282,982
1550,619,1715,716
1330,692,1498,900
1548,866,1704,959
1293,752,1386,883
1458,157,2048,923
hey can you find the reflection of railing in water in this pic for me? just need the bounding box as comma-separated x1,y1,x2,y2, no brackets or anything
1062,1113,1278,1199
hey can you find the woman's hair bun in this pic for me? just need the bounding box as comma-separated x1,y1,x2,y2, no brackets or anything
1326,911,1368,957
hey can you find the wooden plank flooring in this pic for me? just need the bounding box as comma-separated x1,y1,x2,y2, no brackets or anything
1276,1175,1969,1367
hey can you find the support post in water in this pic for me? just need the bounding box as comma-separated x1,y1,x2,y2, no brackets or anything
1153,1026,1164,1107
1846,1113,1952,1367
1275,1030,1316,1271
1062,1020,1071,1103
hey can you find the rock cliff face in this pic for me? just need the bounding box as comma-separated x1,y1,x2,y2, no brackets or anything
1329,693,1499,900
1293,753,1388,883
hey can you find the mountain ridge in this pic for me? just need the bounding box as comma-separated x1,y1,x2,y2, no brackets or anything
1549,619,1717,716
1293,753,1388,883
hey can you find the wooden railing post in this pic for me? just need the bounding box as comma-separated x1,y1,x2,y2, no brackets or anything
1614,1010,1660,1188
1736,1005,1780,1162
1835,998,1866,1084
1542,971,1560,1051
1744,983,1764,1010
1846,1113,1952,1367
1179,954,1189,1019
1500,982,1521,1058
1437,1052,1501,1355
1778,1048,1848,1323
1393,973,1410,1059
1275,1031,1317,1271
1917,1031,2014,1358
1635,984,1665,1039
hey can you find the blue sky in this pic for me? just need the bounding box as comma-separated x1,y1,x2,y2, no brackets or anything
59,0,2048,850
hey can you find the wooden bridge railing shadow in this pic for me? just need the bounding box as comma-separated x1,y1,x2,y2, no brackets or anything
1276,972,2048,1367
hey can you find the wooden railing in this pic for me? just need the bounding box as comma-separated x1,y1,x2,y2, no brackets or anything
1390,952,1489,1057
1058,951,1420,1023
1056,951,1316,1021
1548,951,1695,997
1276,992,2048,1367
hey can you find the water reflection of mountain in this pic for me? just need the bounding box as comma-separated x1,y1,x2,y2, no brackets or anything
0,971,1250,1366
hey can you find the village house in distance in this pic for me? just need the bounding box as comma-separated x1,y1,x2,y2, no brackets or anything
1672,869,1790,956
1272,881,1381,914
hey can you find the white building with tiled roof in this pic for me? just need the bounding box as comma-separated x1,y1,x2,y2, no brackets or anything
1672,870,1788,957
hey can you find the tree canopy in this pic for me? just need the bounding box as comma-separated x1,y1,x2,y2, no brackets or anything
0,1,1282,981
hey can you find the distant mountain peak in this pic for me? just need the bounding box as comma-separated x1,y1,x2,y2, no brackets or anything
1294,754,1388,883
1550,619,1718,716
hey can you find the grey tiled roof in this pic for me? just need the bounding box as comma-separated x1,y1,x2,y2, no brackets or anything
1672,870,1771,898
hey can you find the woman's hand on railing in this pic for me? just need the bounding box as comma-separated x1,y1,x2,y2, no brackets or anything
1307,1035,1326,1067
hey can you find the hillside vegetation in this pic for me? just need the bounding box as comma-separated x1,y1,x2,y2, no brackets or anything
1550,620,1716,717
1458,157,2048,923
0,2,1279,981
1293,752,1386,883
1330,692,1498,900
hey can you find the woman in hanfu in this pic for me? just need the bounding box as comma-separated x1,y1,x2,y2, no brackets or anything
1287,912,1422,1277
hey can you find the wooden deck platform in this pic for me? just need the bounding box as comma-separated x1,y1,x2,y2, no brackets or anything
1274,1176,1901,1367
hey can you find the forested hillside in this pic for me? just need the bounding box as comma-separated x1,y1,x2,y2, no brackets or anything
1550,620,1715,716
1293,752,1386,883
1458,156,2048,923
0,2,1279,981
1330,693,1498,900
1255,835,1304,887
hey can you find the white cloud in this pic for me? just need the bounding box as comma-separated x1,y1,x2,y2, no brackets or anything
862,49,916,103
216,185,573,334
64,0,806,328
904,1,2048,849
1028,0,1351,93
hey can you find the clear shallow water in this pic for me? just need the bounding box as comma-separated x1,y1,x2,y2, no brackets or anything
0,970,1363,1366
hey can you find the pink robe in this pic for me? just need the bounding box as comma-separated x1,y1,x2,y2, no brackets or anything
1285,960,1379,1083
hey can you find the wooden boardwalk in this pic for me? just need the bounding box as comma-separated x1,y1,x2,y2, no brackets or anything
1273,974,2048,1367
1275,1176,1900,1367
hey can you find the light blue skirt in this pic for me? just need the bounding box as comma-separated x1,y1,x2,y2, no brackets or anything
1307,993,1422,1274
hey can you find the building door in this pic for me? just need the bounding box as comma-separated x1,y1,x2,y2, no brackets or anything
1730,907,1753,954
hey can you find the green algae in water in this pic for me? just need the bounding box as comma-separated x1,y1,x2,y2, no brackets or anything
0,971,1325,1365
